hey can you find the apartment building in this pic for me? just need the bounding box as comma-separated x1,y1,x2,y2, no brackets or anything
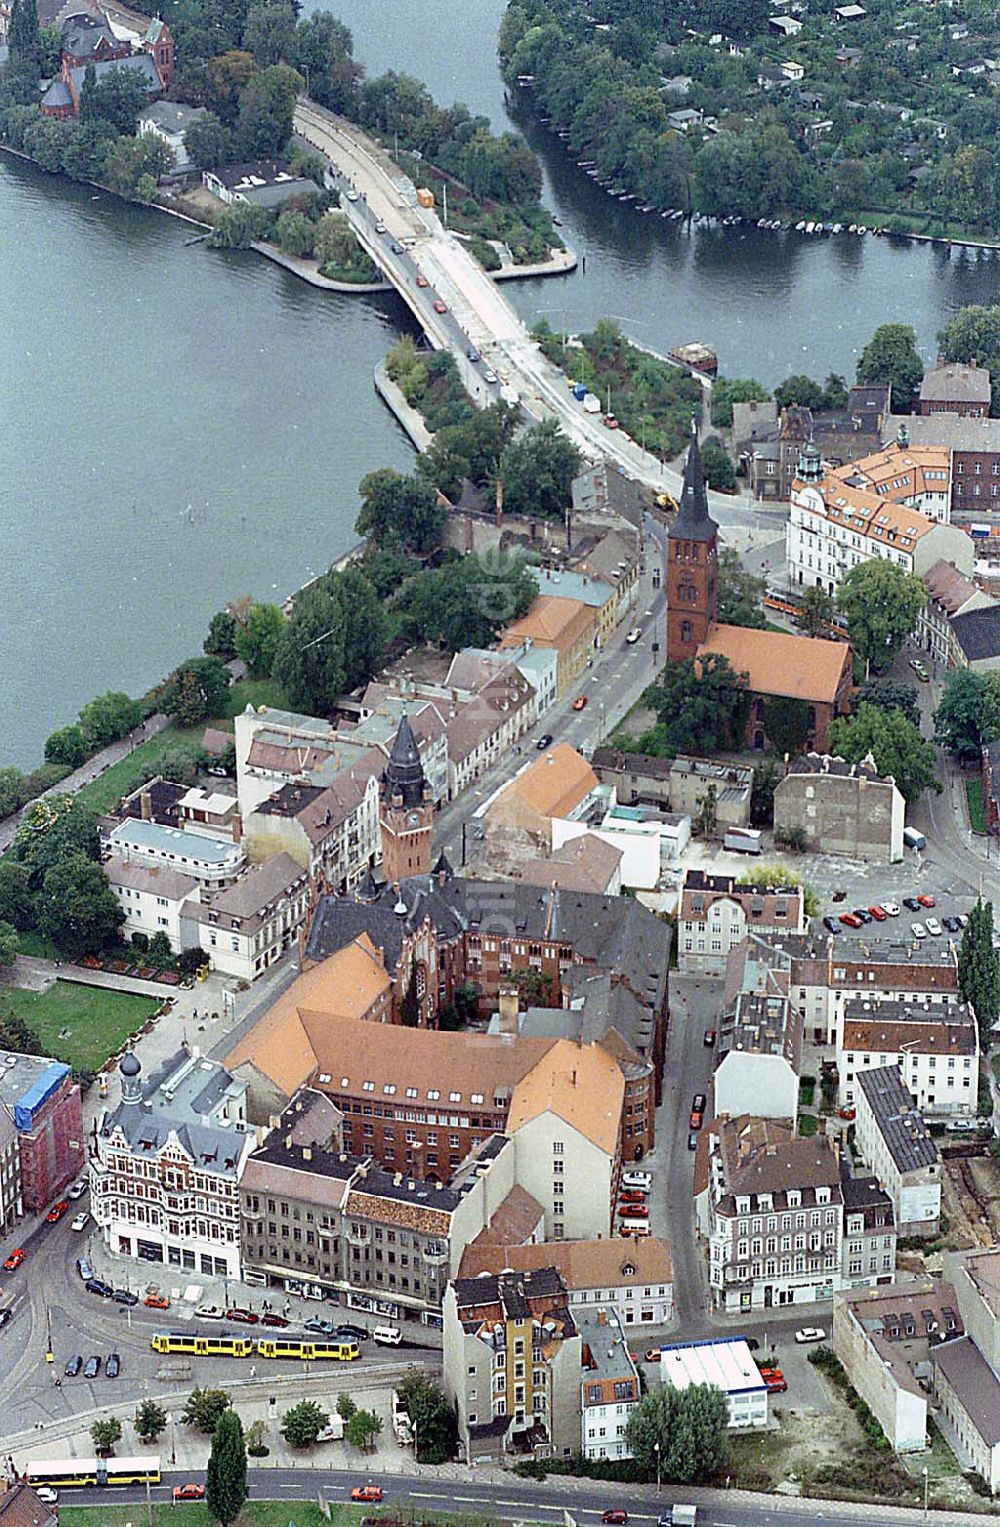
919,358,991,419
591,750,754,827
839,999,978,1116
458,1236,673,1328
578,1307,640,1460
105,817,245,889
840,1172,897,1285
916,559,996,669
768,934,959,1046
500,596,598,696
855,1065,941,1236
0,1055,83,1213
774,752,904,863
105,860,200,949
888,414,1000,516
715,938,802,1122
678,869,806,976
90,1049,252,1278
180,852,309,981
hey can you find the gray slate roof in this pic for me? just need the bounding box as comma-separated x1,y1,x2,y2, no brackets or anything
100,1049,247,1178
857,1064,937,1174
69,54,162,95
935,1336,1000,1445
951,606,1000,663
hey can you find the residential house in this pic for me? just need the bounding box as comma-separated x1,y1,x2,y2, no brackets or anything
458,1236,673,1328
780,59,805,80
591,749,753,827
90,1049,253,1277
530,568,617,649
570,461,645,529
500,596,598,696
950,606,1000,672
919,358,991,418
570,528,642,625
443,1267,583,1465
484,744,605,872
933,1337,1000,1491
0,1055,82,1213
106,859,200,950
0,1102,20,1241
181,852,309,981
916,559,994,668
715,936,802,1121
445,669,538,799
137,101,207,173
782,933,959,1047
0,1483,59,1526
105,817,245,889
839,1000,979,1117
944,1245,1000,1377
659,1337,768,1428
855,1066,941,1236
202,161,321,209
769,14,802,35
774,752,904,862
578,1307,640,1460
678,868,806,977
841,1173,897,1287
514,833,624,897
882,414,1000,516
696,623,854,752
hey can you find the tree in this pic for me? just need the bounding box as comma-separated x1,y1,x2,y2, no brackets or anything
0,923,17,968
275,208,316,257
625,1384,729,1485
206,1408,247,1527
837,561,927,677
693,782,717,838
355,468,446,555
938,306,1000,415
827,703,938,803
700,436,736,491
149,931,172,961
275,564,387,716
11,797,100,883
208,201,275,249
750,757,780,827
336,1392,358,1422
395,1372,457,1464
183,1387,232,1434
958,898,1000,1045
710,376,769,429
37,853,124,959
44,724,89,770
78,63,151,135
935,669,1000,761
235,62,303,160
852,677,920,728
647,655,749,755
204,609,239,661
794,586,835,638
0,770,26,820
0,1003,41,1056
0,861,34,931
394,552,537,653
856,323,924,412
100,134,172,199
495,419,581,521
515,967,554,1007
233,602,286,677
761,696,811,757
242,1,296,67
7,0,40,68
91,1416,123,1455
135,1399,168,1442
280,1399,331,1447
346,1408,382,1450
735,862,818,915
159,656,230,726
716,546,766,629
184,113,236,171
78,691,140,748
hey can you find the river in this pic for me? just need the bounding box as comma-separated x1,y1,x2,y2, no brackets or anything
3,0,1000,765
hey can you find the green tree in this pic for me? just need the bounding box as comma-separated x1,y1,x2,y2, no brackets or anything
346,1408,383,1450
700,436,736,491
44,724,89,770
135,1399,168,1443
395,1372,457,1464
91,1416,122,1456
958,898,1000,1045
837,561,927,677
204,609,239,661
0,1004,41,1055
394,551,537,652
242,1,296,66
78,63,151,134
827,703,938,803
336,1392,358,1421
693,782,718,837
275,207,316,257
7,0,40,68
852,677,920,728
774,374,829,413
184,113,236,171
735,863,818,916
12,797,100,883
647,655,749,754
0,769,26,820
159,656,230,726
710,376,770,429
794,585,835,638
206,1408,247,1527
761,696,811,757
935,668,1000,761
37,854,124,959
100,135,172,199
78,691,140,748
856,323,924,412
716,546,766,629
183,1387,232,1434
235,62,303,159
208,202,275,249
233,602,286,677
275,564,386,715
515,967,554,1007
356,468,447,555
280,1399,331,1447
937,306,1000,414
0,861,35,931
0,922,18,968
495,419,581,521
750,757,780,827
625,1384,729,1485
149,931,172,961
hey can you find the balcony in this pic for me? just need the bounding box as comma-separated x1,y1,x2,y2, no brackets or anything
346,1224,369,1246
422,1241,448,1266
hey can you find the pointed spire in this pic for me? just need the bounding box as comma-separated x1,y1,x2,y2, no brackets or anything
797,433,824,484
383,711,427,809
670,419,717,543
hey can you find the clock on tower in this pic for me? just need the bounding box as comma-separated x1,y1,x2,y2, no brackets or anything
379,713,434,883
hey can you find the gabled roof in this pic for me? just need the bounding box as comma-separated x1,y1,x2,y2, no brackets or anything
920,360,991,405
495,744,597,820
951,605,1000,663
507,1038,624,1155
697,623,851,705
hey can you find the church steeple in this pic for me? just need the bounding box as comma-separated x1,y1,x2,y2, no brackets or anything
672,419,718,542
379,713,434,883
384,713,426,809
797,434,824,484
665,420,719,664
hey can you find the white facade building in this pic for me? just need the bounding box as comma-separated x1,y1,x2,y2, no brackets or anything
839,1000,978,1117
678,870,806,977
855,1065,942,1236
106,817,245,889
180,852,310,982
659,1337,768,1429
105,860,200,950
578,1307,641,1460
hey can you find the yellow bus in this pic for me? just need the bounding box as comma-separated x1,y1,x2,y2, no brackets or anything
150,1329,253,1357
27,1456,161,1489
255,1336,360,1361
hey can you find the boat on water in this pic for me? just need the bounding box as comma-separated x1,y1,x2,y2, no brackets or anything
795,220,806,231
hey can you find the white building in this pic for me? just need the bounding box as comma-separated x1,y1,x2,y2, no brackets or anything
180,852,310,981
714,940,802,1123
855,1065,942,1236
934,1337,1000,1493
458,1236,673,1328
839,999,978,1117
137,101,208,172
105,859,200,950
91,1049,253,1278
659,1337,768,1429
678,869,806,977
578,1307,641,1460
106,817,245,889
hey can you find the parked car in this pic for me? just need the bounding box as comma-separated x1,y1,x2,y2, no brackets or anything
621,1170,652,1189
64,1354,82,1377
839,912,862,928
335,1323,369,1342
601,1511,627,1524
262,1313,290,1328
572,695,588,710
112,1289,138,1306
867,905,887,921
917,894,936,908
83,1355,101,1378
903,897,921,911
838,1107,856,1121
687,1131,698,1151
689,1109,703,1130
145,1293,170,1310
34,1488,58,1505
225,1307,259,1324
913,661,930,682
195,1304,225,1320
70,1212,89,1233
957,913,969,929
374,221,386,234
46,1201,69,1224
644,1348,661,1362
911,922,927,940
304,1317,336,1336
172,1484,205,1502
86,1277,114,1298
390,243,404,254
925,917,942,936
76,1257,94,1282
881,902,901,917
619,1203,648,1218
106,1352,121,1378
483,369,498,384
942,916,961,933
536,734,553,750
3,1249,24,1272
466,348,480,362
794,1327,826,1343
620,1189,646,1204
0,1306,11,1329
761,1370,788,1393
351,1487,384,1503
744,1337,760,1352
67,1179,88,1200
703,1028,716,1047
851,908,872,924
822,916,840,935
345,189,360,202
692,1093,706,1112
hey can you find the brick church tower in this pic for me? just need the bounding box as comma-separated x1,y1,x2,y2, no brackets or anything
379,714,434,883
666,422,719,663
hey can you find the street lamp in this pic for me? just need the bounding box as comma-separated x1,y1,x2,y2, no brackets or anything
167,1412,176,1465
653,1440,660,1494
923,1465,929,1521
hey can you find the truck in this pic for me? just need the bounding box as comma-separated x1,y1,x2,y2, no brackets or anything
657,1508,697,1527
724,826,763,855
391,1388,414,1445
316,1416,345,1443
903,825,926,852
583,392,601,413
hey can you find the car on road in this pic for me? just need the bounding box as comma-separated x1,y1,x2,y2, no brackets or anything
926,917,942,936
483,369,498,384
601,1511,627,1524
336,1323,369,1342
881,902,901,917
351,1486,384,1503
415,274,429,287
851,908,872,924
689,1108,703,1130
703,1028,716,1047
0,1306,11,1329
64,1354,82,1377
345,189,359,202
911,922,927,940
145,1292,170,1309
71,1212,89,1232
867,905,887,921
34,1487,58,1505
113,1289,138,1305
822,916,840,935
602,414,619,429
433,299,447,314
626,627,642,644
3,1249,24,1272
743,1337,760,1351
466,347,480,362
85,1277,114,1298
375,221,386,233
106,1352,121,1378
622,1170,651,1189
225,1307,259,1324
195,1304,225,1319
903,897,922,911
839,912,862,928
83,1355,101,1378
918,894,936,908
262,1312,290,1327
619,1202,648,1217
67,1179,87,1199
536,734,553,750
572,695,588,710
794,1326,826,1343
304,1317,336,1336
391,242,404,254
913,661,930,682
173,1484,205,1502
693,1093,706,1112
46,1200,69,1223
687,1131,698,1151
76,1257,93,1281
620,1189,646,1203
645,1348,662,1362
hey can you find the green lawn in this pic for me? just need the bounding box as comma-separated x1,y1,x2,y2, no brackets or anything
1,981,160,1071
218,677,291,719
798,1113,818,1137
15,929,65,961
967,778,988,835
60,1505,344,1527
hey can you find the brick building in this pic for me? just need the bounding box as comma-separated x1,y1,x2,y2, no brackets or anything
1,1057,83,1212
919,359,991,419
666,422,719,662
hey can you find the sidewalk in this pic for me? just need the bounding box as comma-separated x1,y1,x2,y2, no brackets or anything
1,955,177,999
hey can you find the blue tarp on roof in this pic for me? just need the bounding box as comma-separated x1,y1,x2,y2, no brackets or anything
14,1061,70,1131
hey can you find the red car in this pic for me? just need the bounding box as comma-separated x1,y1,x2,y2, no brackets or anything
224,1307,259,1324
415,274,429,288
2,1249,24,1272
917,894,936,908
838,1106,856,1121
689,1109,703,1130
760,1370,787,1394
351,1486,384,1503
144,1293,170,1310
704,1028,716,1047
602,1512,627,1524
867,905,887,921
262,1312,290,1327
839,912,862,928
620,1189,646,1204
619,1202,648,1218
172,1484,205,1502
46,1201,69,1223
572,695,588,711
433,299,447,314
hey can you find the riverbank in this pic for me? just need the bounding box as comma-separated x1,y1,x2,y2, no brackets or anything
373,359,434,451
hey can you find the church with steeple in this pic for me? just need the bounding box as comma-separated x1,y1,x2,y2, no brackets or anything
666,422,719,662
378,713,435,884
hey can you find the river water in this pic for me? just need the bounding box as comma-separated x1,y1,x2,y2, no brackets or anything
3,0,1000,764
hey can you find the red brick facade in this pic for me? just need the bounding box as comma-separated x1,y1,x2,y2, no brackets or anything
17,1073,84,1211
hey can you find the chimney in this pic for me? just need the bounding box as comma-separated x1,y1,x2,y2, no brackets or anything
232,811,243,844
970,356,978,369
497,985,520,1035
140,790,153,821
597,1308,607,1325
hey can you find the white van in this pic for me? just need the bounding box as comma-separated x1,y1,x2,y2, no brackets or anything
373,1324,403,1346
621,1170,652,1190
